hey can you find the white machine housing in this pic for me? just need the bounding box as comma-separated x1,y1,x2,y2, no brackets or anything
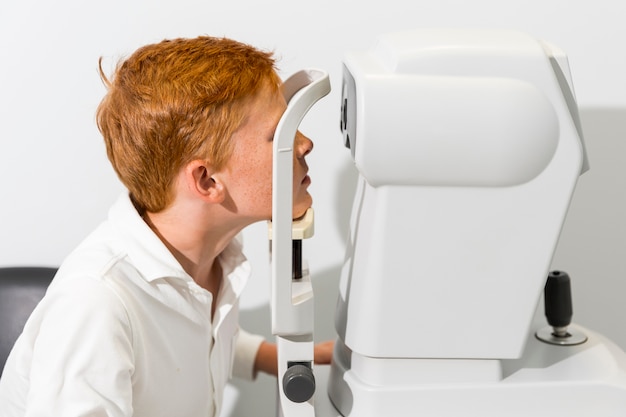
335,28,587,360
324,29,626,417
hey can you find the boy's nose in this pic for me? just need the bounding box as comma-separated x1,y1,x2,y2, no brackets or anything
294,131,313,158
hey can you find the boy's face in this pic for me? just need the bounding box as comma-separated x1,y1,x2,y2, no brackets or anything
220,83,313,222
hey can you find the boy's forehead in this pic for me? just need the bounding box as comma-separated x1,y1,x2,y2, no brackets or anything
237,86,285,130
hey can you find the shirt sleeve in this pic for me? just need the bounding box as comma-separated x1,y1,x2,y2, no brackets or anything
231,328,265,380
21,276,134,417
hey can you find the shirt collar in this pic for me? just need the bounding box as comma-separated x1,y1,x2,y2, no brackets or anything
108,193,251,297
108,193,191,283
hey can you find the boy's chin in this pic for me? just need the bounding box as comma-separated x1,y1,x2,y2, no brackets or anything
293,197,313,220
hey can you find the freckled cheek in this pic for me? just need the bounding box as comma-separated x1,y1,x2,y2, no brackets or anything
235,156,273,206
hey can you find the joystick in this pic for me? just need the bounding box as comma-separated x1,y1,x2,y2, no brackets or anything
536,270,587,346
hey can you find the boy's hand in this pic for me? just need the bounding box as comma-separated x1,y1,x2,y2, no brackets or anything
255,340,335,376
313,340,334,365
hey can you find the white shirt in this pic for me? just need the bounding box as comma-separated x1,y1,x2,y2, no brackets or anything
0,193,264,417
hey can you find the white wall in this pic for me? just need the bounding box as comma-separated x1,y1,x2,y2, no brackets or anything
1,0,625,415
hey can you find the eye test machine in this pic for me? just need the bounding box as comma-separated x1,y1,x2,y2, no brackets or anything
269,28,626,417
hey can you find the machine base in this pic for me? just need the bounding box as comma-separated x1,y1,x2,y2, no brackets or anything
317,325,626,416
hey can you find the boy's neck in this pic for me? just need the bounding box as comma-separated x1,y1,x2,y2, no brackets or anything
143,206,236,292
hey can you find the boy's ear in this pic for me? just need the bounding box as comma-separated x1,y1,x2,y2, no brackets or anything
185,160,225,203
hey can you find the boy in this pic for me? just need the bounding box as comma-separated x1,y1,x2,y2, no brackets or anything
0,36,331,416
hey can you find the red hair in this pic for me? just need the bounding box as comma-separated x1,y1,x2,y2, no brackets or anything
96,36,281,213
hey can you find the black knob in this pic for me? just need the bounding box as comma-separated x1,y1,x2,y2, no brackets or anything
544,270,573,332
282,363,316,403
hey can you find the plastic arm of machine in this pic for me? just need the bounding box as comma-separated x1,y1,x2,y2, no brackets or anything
268,69,330,417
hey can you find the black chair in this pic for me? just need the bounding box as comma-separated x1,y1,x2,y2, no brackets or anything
0,267,56,374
